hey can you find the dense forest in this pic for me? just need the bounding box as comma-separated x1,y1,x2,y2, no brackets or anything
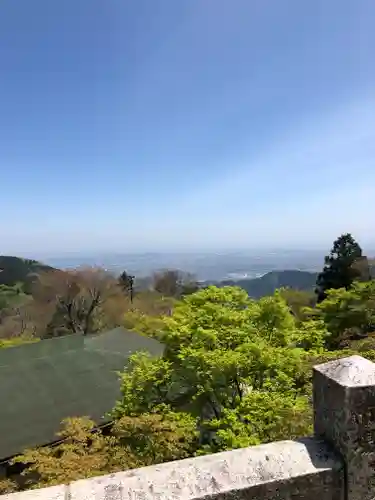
1,233,375,493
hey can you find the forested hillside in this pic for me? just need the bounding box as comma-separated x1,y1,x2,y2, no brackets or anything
0,256,54,292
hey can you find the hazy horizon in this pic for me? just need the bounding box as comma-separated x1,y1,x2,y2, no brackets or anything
6,241,375,260
4,246,373,282
40,250,326,281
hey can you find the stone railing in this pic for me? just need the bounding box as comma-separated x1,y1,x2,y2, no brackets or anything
2,355,375,500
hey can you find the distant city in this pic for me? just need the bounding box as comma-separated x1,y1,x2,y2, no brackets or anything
39,249,344,282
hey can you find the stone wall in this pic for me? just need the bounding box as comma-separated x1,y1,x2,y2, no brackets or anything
2,355,375,500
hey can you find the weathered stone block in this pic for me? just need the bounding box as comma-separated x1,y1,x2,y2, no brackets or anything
313,355,375,500
68,438,343,500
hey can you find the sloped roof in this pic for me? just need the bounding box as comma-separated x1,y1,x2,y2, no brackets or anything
0,328,163,460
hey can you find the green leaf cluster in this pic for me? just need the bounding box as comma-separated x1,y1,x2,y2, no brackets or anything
112,286,322,451
4,411,197,492
315,280,375,348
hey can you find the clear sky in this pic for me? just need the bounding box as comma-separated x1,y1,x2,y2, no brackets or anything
1,0,374,255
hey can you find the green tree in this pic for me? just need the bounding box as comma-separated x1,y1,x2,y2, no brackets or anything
7,412,197,492
279,288,316,321
315,233,365,303
112,406,198,466
204,390,312,452
119,271,135,303
113,286,320,449
315,280,375,349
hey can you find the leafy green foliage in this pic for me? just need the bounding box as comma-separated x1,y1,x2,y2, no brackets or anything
122,291,176,337
0,284,27,311
0,337,39,349
113,286,320,451
315,281,375,348
279,288,316,321
204,391,312,452
7,412,197,492
112,406,198,466
12,417,116,488
315,233,365,303
0,478,17,495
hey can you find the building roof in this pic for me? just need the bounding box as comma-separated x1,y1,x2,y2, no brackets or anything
0,328,164,460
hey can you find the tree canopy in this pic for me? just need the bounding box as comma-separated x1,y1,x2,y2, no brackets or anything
118,271,135,302
153,269,199,298
315,233,366,302
314,280,375,349
112,286,324,452
4,412,197,491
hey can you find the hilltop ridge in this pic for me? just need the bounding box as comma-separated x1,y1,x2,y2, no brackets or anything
205,269,318,298
0,256,55,292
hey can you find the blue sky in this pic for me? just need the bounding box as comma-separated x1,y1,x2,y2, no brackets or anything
1,0,374,255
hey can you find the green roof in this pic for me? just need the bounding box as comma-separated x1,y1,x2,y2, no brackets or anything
0,328,164,460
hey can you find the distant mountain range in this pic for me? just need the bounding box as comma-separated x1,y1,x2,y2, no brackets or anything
205,270,318,298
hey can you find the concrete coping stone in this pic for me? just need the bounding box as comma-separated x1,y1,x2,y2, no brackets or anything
1,438,341,500
314,355,375,387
